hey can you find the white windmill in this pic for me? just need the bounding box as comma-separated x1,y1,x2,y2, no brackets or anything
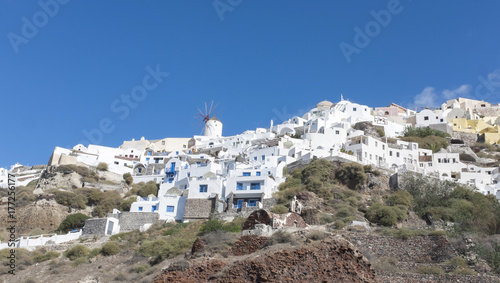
194,101,223,137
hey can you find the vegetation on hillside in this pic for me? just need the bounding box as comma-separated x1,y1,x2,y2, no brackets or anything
401,126,449,153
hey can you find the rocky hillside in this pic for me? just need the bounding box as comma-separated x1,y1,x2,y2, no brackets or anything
154,235,377,283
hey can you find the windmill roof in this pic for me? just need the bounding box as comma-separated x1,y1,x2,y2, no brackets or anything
209,116,220,122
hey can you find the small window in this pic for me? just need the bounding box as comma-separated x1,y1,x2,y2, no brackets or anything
353,107,357,111
162,141,165,145
256,171,261,176
248,199,258,207
166,206,174,212
114,161,119,165
236,182,244,190
389,151,392,156
396,152,400,157
243,172,251,176
262,155,265,161
199,185,208,193
335,130,339,134
187,173,190,177
254,157,257,161
424,116,429,121
138,207,143,211
250,183,261,190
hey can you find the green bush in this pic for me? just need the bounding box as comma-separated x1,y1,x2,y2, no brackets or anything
270,204,289,214
57,213,90,233
123,173,134,185
403,126,448,138
56,164,98,181
139,238,192,265
453,268,476,275
32,250,60,263
100,242,120,256
334,220,345,230
319,214,336,225
401,135,448,153
335,204,356,219
92,190,123,217
88,248,101,258
130,264,150,274
307,230,326,241
198,220,225,236
447,256,467,268
97,162,108,171
267,230,294,246
366,203,406,226
72,257,88,266
54,191,87,209
64,245,89,260
119,197,136,212
333,162,367,190
416,266,444,275
163,223,189,236
387,191,413,209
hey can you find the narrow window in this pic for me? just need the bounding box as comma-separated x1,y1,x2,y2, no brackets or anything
166,206,174,212
250,183,261,190
236,182,244,190
199,185,208,193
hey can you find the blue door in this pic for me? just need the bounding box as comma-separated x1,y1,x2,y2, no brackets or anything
170,162,176,172
236,200,244,208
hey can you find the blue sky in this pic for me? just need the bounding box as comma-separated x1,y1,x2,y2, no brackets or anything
1,0,500,168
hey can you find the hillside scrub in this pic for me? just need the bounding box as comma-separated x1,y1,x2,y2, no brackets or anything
123,172,134,185
401,173,500,236
401,126,449,153
110,221,204,266
276,159,372,205
57,213,90,233
97,162,108,171
126,181,158,198
55,164,98,182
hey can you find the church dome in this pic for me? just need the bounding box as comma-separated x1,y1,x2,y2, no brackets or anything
316,100,333,110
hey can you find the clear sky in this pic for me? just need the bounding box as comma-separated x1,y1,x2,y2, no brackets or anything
2,1,500,168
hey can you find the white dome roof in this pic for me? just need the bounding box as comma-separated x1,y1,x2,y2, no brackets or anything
316,100,333,110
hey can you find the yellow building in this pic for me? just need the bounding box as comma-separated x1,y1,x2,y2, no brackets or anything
450,118,493,133
451,118,500,144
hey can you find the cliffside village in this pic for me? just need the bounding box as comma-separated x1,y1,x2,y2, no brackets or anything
4,96,500,239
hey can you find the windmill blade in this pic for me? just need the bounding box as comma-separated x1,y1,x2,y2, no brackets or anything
205,102,208,116
192,120,204,126
208,100,214,116
212,110,222,117
193,121,204,135
209,102,219,117
200,123,206,135
197,107,205,116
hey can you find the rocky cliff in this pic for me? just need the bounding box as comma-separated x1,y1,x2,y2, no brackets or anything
154,235,378,283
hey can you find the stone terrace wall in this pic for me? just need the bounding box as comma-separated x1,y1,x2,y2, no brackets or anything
108,212,159,232
341,231,458,268
83,218,107,235
184,199,212,220
451,132,478,146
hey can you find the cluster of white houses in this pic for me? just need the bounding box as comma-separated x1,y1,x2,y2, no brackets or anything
44,97,500,223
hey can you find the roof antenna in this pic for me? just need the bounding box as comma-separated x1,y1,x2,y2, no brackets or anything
341,94,344,101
